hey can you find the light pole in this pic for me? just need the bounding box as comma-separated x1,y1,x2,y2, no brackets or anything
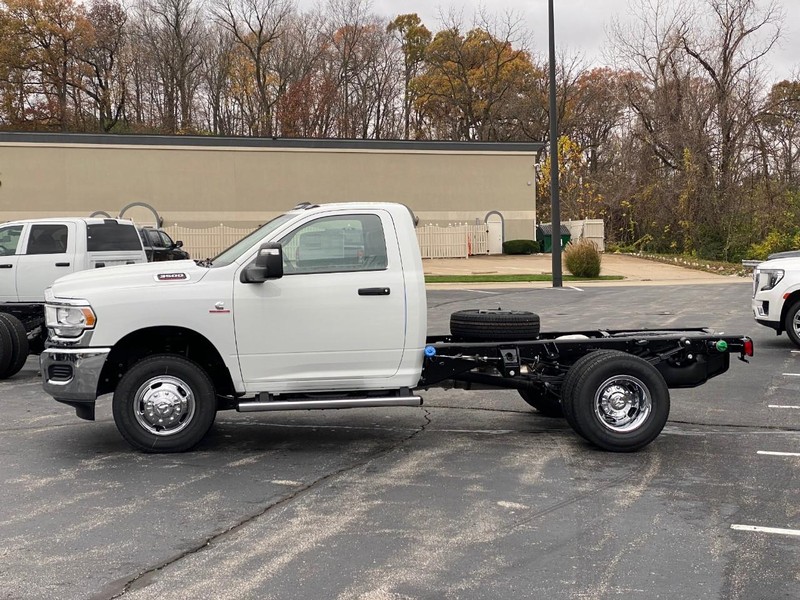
548,0,562,287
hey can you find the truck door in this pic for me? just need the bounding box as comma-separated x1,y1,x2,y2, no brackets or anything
16,222,77,302
233,210,407,391
0,224,24,302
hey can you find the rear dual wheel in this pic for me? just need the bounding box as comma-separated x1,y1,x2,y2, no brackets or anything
560,350,670,452
0,313,29,380
518,388,564,417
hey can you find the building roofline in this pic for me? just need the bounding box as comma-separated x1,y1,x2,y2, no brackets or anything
0,131,545,153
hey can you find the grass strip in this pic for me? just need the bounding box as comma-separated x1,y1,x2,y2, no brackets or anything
425,274,624,283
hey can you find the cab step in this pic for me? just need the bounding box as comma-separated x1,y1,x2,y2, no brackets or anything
236,394,423,412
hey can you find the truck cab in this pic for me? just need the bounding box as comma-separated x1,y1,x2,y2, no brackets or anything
41,203,426,430
0,217,146,303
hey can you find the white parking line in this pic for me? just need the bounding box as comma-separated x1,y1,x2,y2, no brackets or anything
757,451,800,457
781,373,800,377
731,524,800,537
768,404,800,409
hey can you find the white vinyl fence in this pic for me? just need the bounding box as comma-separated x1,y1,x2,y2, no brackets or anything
163,225,255,260
415,223,490,259
564,219,605,251
165,222,491,261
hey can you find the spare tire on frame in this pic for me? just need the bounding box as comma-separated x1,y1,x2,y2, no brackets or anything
450,308,540,341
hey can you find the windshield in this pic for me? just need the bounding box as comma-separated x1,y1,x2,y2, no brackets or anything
208,213,297,267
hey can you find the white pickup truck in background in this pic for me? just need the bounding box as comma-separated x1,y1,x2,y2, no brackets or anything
40,202,753,454
0,217,146,378
752,256,800,346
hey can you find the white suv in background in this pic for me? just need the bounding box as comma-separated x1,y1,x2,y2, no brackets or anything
752,257,800,346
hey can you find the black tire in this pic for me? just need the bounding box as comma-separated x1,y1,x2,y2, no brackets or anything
784,300,800,348
561,351,670,452
450,309,540,341
518,388,563,417
559,351,626,439
112,354,217,453
0,314,29,379
27,331,46,355
0,317,14,379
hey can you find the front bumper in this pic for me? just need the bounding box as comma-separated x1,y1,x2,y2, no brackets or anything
40,348,111,420
752,294,782,332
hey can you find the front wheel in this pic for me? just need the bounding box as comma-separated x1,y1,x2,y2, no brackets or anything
561,351,670,452
784,300,800,348
112,355,217,453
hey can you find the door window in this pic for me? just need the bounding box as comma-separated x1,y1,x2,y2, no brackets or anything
280,215,388,274
0,225,23,256
26,224,68,255
147,229,166,248
158,231,174,248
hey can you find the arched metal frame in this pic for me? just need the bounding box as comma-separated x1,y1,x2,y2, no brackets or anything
119,201,162,228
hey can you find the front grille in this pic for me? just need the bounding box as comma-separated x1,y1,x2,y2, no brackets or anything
48,364,73,382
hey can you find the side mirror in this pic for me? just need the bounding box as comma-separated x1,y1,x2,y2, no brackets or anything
175,240,183,248
240,243,284,283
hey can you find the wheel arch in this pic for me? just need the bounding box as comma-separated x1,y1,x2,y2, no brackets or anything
98,326,236,398
779,291,800,334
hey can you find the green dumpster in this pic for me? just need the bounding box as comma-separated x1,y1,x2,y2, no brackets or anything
536,223,571,253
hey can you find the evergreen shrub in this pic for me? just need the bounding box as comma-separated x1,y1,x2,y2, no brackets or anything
503,239,539,254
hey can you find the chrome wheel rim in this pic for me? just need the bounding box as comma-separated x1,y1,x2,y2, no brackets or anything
593,375,651,433
133,375,196,436
793,311,800,338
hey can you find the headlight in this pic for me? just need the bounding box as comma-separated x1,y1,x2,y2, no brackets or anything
754,268,784,292
45,303,97,337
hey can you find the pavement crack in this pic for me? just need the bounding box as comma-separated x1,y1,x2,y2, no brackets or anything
505,463,647,532
102,410,433,599
0,420,112,433
667,419,800,433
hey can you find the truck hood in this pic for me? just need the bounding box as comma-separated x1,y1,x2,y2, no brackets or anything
756,256,800,271
49,260,208,300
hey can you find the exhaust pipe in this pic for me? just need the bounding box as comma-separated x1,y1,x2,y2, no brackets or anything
237,395,423,412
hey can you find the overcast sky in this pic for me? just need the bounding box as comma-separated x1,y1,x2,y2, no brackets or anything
311,0,799,84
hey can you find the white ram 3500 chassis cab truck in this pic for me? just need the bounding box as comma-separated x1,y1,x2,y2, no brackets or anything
41,202,753,453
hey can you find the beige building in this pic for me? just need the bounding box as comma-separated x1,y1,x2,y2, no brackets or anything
0,133,543,253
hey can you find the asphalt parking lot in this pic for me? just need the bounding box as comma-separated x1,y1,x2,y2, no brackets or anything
1,280,798,599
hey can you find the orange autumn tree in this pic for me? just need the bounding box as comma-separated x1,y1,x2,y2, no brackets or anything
537,135,606,223
411,26,537,141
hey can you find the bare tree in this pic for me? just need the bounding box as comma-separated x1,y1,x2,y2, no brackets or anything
136,0,205,132
387,13,430,139
212,0,292,136
197,22,235,134
79,0,128,131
